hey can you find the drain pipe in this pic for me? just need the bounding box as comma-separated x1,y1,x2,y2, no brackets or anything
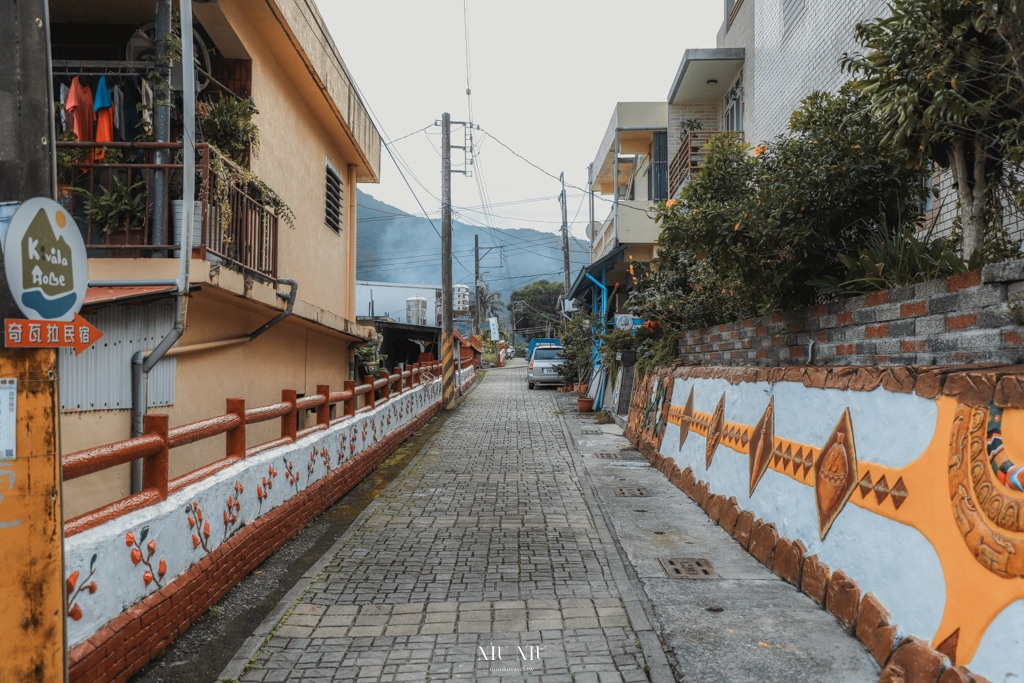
131,4,198,493
248,278,297,341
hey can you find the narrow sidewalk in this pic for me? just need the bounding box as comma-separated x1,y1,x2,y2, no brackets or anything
554,390,880,683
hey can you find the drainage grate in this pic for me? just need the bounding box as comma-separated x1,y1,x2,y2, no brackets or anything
582,429,603,435
659,557,718,579
613,487,650,497
594,451,645,461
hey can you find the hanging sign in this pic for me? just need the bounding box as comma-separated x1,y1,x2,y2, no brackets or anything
4,198,89,321
5,315,102,355
488,316,500,341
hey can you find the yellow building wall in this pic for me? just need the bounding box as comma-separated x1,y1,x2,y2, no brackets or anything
61,290,356,519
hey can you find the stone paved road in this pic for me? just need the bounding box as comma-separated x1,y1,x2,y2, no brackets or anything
231,365,666,683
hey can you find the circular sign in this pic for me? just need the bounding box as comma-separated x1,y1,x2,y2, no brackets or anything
5,198,88,321
615,314,634,331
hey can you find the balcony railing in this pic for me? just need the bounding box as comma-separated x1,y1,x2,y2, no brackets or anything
56,141,279,280
668,130,745,198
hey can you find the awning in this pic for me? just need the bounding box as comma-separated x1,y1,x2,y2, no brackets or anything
567,244,627,301
83,285,177,307
668,48,745,104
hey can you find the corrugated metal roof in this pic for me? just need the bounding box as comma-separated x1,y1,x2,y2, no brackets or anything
84,286,176,306
59,301,177,411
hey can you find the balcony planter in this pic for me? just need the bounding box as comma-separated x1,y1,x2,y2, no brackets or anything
577,396,595,412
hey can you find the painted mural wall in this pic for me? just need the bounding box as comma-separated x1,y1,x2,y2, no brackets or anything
627,366,1024,682
64,369,474,650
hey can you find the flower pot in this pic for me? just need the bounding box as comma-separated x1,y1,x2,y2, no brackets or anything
579,384,589,395
577,397,595,412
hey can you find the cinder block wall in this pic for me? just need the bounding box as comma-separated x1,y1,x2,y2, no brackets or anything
678,262,1024,367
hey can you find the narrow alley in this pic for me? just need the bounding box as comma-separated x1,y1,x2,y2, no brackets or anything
220,365,876,683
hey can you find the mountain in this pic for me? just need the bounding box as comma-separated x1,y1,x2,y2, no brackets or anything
356,190,589,305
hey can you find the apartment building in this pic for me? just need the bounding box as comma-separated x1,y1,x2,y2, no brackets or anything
51,0,381,517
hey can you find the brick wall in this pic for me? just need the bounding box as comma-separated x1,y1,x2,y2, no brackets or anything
678,262,1024,367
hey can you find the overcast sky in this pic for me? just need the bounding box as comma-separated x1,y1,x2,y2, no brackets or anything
316,1,723,238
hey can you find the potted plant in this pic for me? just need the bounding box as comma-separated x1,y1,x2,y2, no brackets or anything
557,312,597,412
78,176,149,253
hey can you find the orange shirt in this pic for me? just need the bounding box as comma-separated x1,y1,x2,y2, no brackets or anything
64,77,95,142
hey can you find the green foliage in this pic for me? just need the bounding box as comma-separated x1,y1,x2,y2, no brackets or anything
811,222,967,296
557,312,596,389
657,87,926,313
845,0,1024,256
634,328,680,379
472,286,505,323
509,279,562,331
77,176,148,233
597,329,639,387
198,96,261,163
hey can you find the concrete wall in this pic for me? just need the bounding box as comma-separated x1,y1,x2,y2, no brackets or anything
65,368,476,683
627,365,1024,681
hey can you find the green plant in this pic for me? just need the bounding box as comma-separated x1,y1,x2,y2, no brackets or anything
198,96,261,163
633,327,680,379
811,220,967,295
557,312,596,392
56,130,85,178
207,146,295,233
597,329,637,387
509,280,562,330
78,176,148,233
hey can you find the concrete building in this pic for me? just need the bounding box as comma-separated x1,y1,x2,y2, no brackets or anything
52,0,381,518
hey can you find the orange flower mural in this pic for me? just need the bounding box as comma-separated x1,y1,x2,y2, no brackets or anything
126,526,166,590
66,554,98,621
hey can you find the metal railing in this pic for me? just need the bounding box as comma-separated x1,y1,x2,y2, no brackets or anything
62,362,443,537
668,130,745,198
56,141,278,280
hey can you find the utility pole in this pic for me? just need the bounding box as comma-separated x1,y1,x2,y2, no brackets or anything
473,234,480,337
440,113,456,411
0,0,66,678
560,172,570,294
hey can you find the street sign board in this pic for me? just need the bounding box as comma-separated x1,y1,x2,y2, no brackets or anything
615,314,635,330
488,316,499,341
5,314,102,355
4,197,89,321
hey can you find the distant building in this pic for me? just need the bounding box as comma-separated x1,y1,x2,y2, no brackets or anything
357,280,441,326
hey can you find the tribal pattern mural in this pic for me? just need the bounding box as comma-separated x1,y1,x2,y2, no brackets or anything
627,366,1024,682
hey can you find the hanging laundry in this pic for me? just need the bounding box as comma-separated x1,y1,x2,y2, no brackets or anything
64,76,95,142
112,85,124,139
93,76,114,158
59,83,70,132
139,79,154,139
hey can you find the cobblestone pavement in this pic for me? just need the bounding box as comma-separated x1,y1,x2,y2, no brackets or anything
231,365,667,683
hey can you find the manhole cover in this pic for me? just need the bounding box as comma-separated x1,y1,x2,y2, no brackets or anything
594,452,645,461
659,557,718,579
614,487,650,497
582,429,603,435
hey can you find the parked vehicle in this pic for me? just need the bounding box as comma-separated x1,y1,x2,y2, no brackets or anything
528,337,560,359
528,345,565,389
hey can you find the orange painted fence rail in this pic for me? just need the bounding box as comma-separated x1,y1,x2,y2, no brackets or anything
62,362,442,537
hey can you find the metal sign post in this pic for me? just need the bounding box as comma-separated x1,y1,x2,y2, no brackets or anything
0,1,67,679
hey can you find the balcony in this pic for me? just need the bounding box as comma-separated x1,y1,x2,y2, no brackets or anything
56,141,279,280
668,130,744,198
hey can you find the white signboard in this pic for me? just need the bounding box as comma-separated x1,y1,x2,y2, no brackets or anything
0,379,16,460
488,316,500,341
615,314,635,331
4,198,89,321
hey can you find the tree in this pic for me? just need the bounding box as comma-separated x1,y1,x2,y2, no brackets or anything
509,279,562,331
845,0,1024,257
657,88,926,313
470,285,504,323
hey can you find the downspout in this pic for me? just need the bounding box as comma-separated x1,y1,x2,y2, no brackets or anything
248,278,297,341
585,273,609,409
613,131,620,247
131,4,197,493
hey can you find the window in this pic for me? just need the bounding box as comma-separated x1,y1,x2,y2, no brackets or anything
532,348,564,361
325,157,343,233
782,0,806,33
649,131,669,201
724,75,744,132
